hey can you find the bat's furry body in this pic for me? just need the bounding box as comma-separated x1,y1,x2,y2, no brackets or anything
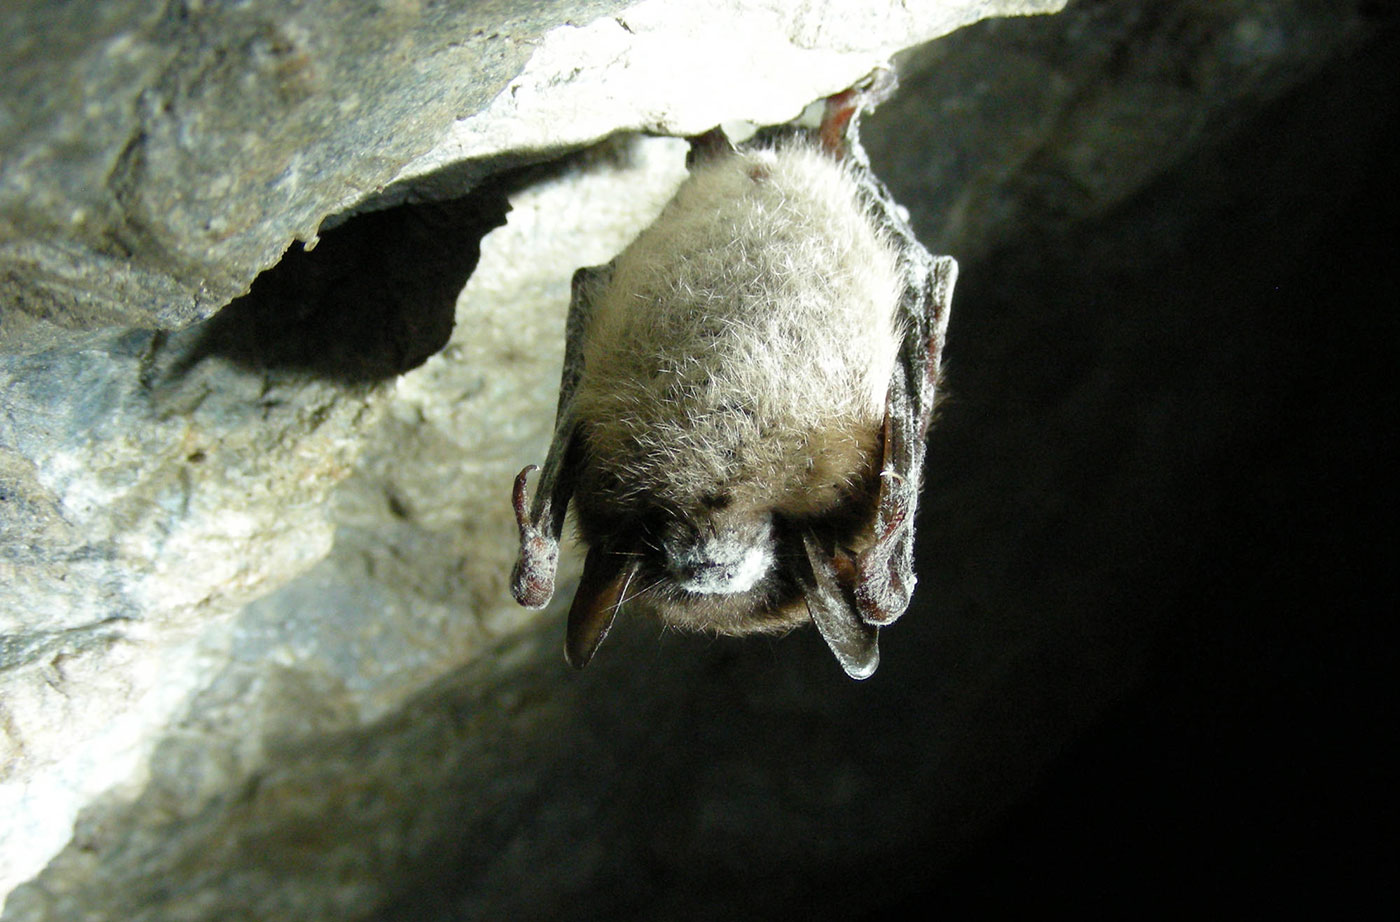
511,77,957,678
574,143,904,633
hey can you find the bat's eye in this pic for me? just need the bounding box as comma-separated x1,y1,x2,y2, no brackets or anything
662,515,774,596
700,492,732,510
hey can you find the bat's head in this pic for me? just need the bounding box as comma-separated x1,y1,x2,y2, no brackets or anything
560,420,885,668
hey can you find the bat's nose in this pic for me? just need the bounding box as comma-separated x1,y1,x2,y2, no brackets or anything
667,533,773,596
677,558,742,585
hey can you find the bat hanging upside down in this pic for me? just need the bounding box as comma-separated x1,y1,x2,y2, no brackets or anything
510,72,957,679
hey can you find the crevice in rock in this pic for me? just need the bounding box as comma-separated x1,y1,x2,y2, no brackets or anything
167,180,515,386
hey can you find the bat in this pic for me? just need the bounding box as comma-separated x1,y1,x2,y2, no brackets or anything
509,72,957,679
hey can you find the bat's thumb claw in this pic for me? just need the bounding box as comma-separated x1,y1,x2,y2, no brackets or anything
512,465,540,526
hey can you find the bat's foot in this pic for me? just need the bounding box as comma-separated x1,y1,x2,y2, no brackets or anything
819,67,898,158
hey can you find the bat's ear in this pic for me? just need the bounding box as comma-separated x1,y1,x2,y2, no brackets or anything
565,546,637,669
800,534,880,680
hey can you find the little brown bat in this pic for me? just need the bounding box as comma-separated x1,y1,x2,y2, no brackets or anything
510,73,957,679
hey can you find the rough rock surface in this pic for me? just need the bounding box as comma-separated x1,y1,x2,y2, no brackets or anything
2,0,1393,918
0,0,1054,354
1,0,613,351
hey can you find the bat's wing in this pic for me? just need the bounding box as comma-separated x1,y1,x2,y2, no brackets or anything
804,73,958,678
855,252,956,626
800,249,955,677
510,263,613,609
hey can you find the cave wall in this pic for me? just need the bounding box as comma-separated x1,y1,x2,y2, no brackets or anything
2,0,1393,918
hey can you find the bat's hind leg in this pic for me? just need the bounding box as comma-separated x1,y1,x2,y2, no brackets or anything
818,69,898,158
